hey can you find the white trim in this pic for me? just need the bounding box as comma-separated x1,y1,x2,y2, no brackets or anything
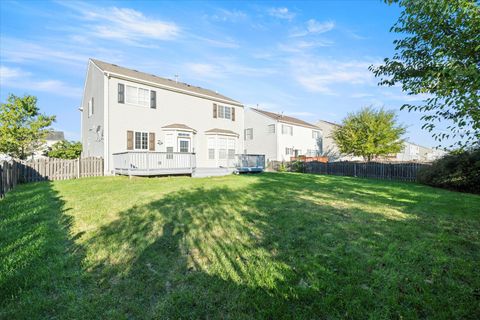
205,131,239,138
104,70,243,107
133,131,149,150
104,74,110,173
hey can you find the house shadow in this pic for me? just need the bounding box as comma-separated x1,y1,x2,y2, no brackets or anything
81,173,479,318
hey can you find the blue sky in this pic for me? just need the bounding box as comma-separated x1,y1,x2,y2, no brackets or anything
0,0,446,147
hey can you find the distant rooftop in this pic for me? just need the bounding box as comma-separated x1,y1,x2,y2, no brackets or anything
252,108,320,129
90,59,242,106
46,131,65,141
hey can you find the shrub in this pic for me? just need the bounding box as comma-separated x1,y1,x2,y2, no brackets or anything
417,148,480,194
278,162,286,172
291,160,305,173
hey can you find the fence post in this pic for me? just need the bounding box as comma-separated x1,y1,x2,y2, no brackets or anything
77,158,80,179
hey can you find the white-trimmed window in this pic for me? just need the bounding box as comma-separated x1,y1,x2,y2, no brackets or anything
268,124,275,134
88,98,94,117
244,128,253,140
227,139,235,159
218,138,227,159
285,147,293,155
126,85,151,107
312,130,321,139
208,137,216,159
218,105,232,119
134,131,148,150
282,124,293,135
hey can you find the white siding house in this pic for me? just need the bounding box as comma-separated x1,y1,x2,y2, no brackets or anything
244,108,322,162
81,59,244,176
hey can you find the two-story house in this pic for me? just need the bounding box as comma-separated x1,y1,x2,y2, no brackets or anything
81,59,244,176
244,108,322,163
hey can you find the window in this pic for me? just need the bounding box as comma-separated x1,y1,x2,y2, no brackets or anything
217,105,232,119
179,140,189,153
228,139,235,159
208,137,215,160
134,132,148,150
125,85,152,107
285,147,293,155
150,90,156,109
282,124,293,135
218,138,227,159
268,124,275,134
244,128,253,140
88,97,94,117
312,130,321,139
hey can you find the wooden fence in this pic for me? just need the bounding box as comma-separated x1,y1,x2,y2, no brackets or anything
0,157,103,198
270,160,429,182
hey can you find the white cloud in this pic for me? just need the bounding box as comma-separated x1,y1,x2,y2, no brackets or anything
209,9,247,22
290,20,335,37
278,39,334,53
186,59,276,79
268,7,295,20
57,2,180,45
290,57,377,94
0,65,81,98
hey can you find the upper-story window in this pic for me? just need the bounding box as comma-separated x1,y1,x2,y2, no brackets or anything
213,103,235,121
282,124,293,135
244,128,253,140
118,83,156,108
268,124,275,134
312,130,321,139
88,97,94,118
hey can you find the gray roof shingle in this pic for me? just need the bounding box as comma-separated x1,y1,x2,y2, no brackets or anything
252,108,320,129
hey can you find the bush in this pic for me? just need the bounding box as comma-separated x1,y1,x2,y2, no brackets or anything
291,160,305,173
417,148,480,194
278,162,286,172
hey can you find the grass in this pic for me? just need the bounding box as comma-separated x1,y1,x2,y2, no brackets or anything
1,172,479,319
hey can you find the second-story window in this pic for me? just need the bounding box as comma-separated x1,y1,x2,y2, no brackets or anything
282,124,293,135
88,97,94,117
124,84,154,107
268,124,275,134
218,105,232,119
244,128,253,140
312,130,321,139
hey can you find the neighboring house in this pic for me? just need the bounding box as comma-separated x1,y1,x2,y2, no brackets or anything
81,59,244,176
244,108,322,162
392,141,447,162
33,130,65,159
316,119,447,162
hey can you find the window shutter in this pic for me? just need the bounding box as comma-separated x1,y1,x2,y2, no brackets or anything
91,97,94,115
150,90,156,109
149,132,155,151
231,107,235,121
118,83,125,103
213,103,217,118
127,130,133,150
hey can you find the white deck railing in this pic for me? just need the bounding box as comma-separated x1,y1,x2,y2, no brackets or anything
112,152,196,175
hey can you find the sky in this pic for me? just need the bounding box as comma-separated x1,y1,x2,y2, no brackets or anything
0,0,449,147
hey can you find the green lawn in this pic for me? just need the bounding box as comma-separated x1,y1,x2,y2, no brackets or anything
1,173,479,319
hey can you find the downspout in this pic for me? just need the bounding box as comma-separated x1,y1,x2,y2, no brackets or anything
104,72,110,174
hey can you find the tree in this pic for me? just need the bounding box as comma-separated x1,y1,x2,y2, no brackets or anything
0,94,56,159
370,0,480,149
332,107,406,161
46,140,82,159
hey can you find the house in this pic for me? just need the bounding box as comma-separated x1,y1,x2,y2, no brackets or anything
80,59,245,176
34,131,65,158
244,108,322,163
316,119,446,162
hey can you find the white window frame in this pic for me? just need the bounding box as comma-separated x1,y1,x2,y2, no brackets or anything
217,105,232,119
312,130,320,139
88,98,93,118
125,85,152,107
178,138,190,153
207,137,216,160
268,124,275,134
282,124,293,135
134,131,148,150
245,128,253,140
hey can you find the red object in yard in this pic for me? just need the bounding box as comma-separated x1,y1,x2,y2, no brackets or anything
290,156,328,163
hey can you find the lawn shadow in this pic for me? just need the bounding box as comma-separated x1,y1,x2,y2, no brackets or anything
84,173,480,318
0,182,92,318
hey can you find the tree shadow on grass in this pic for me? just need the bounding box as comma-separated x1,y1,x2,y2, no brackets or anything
0,182,92,319
85,173,480,319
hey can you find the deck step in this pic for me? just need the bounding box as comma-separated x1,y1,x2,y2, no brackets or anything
192,167,233,178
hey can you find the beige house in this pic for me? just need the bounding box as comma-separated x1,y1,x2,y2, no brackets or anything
81,59,245,176
244,108,322,162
